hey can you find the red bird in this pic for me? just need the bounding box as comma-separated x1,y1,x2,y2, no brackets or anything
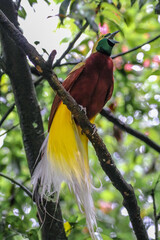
32,31,119,239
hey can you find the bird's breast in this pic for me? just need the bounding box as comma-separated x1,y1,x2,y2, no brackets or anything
70,52,114,119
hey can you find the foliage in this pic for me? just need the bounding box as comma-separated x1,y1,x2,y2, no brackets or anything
0,0,160,239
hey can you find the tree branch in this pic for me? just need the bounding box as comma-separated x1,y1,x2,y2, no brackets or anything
0,172,32,198
56,61,81,67
151,176,160,240
111,34,160,59
0,103,15,127
0,123,19,136
2,104,160,154
0,9,149,240
15,0,21,10
101,108,160,153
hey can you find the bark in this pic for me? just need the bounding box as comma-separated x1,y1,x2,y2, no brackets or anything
0,1,66,239
0,0,44,171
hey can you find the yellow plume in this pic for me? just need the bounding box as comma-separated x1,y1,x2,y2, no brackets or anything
32,102,97,239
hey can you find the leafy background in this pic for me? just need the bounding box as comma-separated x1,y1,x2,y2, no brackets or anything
0,0,160,239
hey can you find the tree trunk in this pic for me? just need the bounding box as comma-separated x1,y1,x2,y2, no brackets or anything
0,0,67,239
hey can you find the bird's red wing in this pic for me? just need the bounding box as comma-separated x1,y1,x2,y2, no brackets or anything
48,64,85,131
68,52,114,120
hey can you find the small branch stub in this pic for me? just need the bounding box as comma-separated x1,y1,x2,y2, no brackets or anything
47,50,57,68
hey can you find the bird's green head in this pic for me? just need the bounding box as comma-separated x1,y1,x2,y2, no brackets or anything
95,31,119,56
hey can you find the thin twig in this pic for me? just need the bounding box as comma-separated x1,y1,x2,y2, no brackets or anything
151,176,160,240
111,34,160,59
53,21,89,68
56,61,81,67
157,213,160,221
0,172,32,199
0,123,19,136
101,108,160,153
0,103,15,127
151,190,158,240
16,0,21,10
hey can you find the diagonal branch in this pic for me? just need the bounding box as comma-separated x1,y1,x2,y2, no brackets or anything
2,102,160,154
0,103,15,127
151,176,160,240
0,172,32,198
111,34,160,59
0,123,19,137
0,9,149,240
101,108,160,153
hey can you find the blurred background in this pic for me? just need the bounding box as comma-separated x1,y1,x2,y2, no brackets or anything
0,0,160,239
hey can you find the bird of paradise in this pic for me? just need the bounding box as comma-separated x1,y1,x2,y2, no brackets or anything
32,30,119,239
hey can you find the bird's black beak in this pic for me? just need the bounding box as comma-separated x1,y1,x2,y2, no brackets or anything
108,30,119,44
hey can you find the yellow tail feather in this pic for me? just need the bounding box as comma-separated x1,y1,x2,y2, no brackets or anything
48,102,90,186
32,102,97,239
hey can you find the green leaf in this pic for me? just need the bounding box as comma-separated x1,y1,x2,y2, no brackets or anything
54,0,64,3
140,13,155,23
149,70,160,76
59,0,71,24
44,0,50,4
34,41,40,45
1,73,9,83
0,164,6,171
60,37,70,44
26,229,39,240
42,48,49,55
117,0,121,10
18,7,27,19
99,14,105,26
86,234,112,240
139,0,147,9
6,215,23,230
77,217,86,226
100,234,112,240
155,1,160,14
131,0,137,6
100,3,123,26
28,0,37,6
68,215,78,223
135,27,151,33
101,2,121,16
70,0,78,14
107,19,124,36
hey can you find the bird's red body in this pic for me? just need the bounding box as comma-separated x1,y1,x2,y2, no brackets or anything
48,52,114,130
